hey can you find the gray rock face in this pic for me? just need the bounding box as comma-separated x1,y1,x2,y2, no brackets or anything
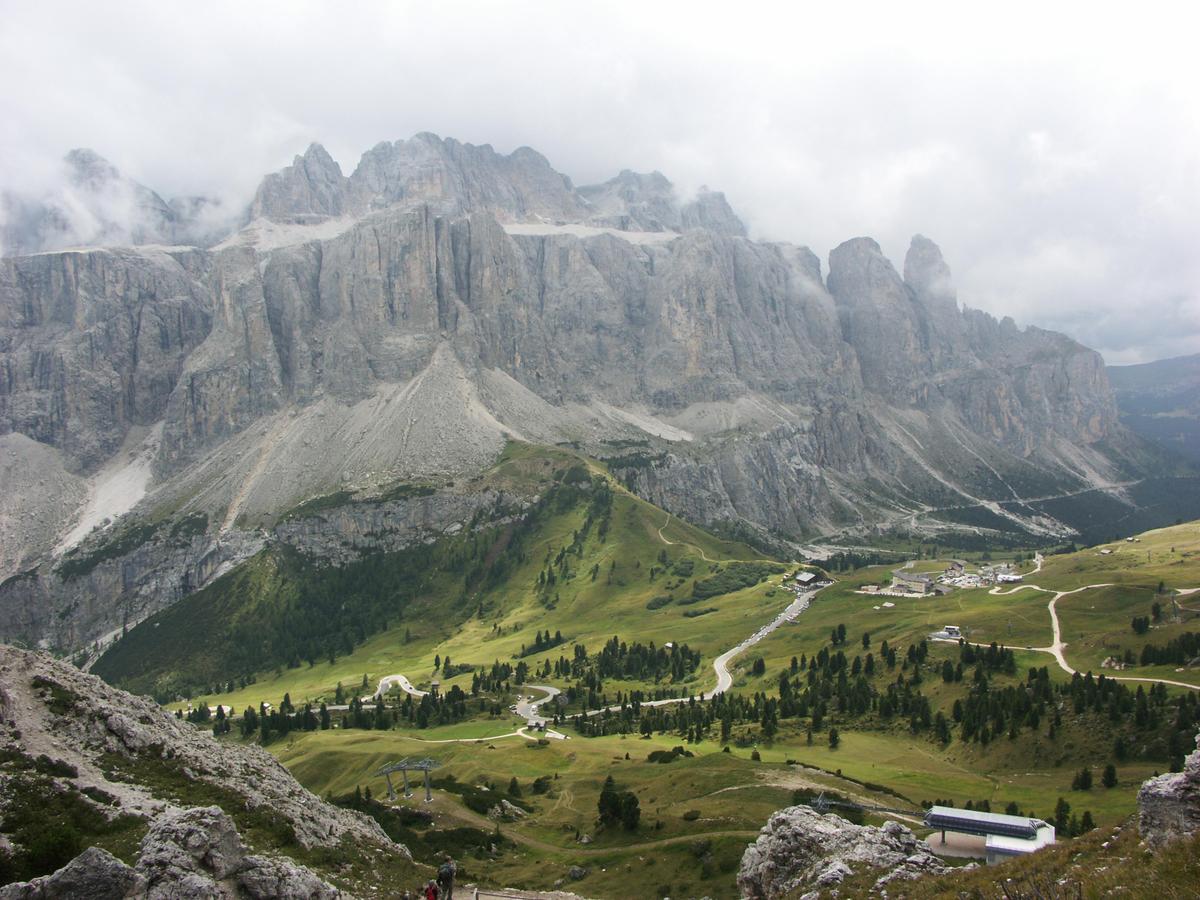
1,528,263,664
272,487,530,565
0,134,1167,652
0,847,145,900
250,144,350,220
577,169,746,236
0,809,340,900
736,806,949,898
137,807,340,899
0,245,212,470
1138,729,1200,848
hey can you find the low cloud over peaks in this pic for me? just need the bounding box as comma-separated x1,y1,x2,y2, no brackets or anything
1,0,1195,363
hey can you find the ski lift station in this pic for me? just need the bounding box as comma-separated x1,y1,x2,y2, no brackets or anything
925,805,1055,863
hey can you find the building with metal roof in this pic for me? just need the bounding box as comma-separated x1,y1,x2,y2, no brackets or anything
924,806,1055,864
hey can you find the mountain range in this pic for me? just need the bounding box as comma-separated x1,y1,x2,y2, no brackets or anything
1108,353,1200,463
0,133,1195,654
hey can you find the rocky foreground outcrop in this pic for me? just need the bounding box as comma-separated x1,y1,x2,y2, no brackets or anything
0,645,394,852
1138,729,1200,849
0,645,405,896
736,806,949,898
0,807,339,899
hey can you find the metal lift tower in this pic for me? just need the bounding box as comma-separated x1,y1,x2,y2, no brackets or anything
374,757,439,803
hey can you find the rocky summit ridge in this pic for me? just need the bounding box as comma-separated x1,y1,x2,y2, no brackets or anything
0,132,1188,654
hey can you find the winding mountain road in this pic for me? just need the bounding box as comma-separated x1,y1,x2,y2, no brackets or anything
364,583,821,742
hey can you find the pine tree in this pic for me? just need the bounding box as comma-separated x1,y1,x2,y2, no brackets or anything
1102,764,1118,788
619,791,641,831
829,728,840,749
1054,797,1071,834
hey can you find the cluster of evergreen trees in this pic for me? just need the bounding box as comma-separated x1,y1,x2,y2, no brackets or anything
237,696,331,743
597,775,640,830
517,629,565,658
533,476,614,598
823,550,903,572
590,636,701,682
227,683,480,743
471,661,515,694
1138,631,1200,666
568,633,1200,774
690,561,783,601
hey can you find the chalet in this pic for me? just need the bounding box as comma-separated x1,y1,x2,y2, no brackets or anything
795,571,818,586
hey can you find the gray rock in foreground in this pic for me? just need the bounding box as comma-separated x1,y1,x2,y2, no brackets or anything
737,806,949,898
0,807,339,899
1139,729,1200,849
0,645,401,854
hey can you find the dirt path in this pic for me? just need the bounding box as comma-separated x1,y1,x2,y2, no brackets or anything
656,512,714,563
550,787,575,813
979,578,1200,690
438,799,756,857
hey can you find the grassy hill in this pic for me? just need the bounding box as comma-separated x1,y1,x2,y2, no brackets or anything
95,442,771,704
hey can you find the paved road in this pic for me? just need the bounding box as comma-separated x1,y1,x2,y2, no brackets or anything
579,585,820,719
360,582,822,740
515,684,561,726
373,673,427,700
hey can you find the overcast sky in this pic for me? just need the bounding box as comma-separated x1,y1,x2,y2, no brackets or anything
2,0,1197,364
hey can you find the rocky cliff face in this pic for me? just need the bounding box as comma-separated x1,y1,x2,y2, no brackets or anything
1139,729,1200,849
0,132,1172,652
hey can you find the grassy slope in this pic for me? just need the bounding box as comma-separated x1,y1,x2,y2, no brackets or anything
103,441,770,712
91,453,1200,897
249,523,1197,896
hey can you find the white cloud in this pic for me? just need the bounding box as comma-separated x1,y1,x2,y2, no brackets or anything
1,0,1197,362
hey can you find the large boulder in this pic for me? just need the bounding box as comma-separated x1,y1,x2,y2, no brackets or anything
0,807,340,900
1139,729,1200,849
737,806,948,898
0,847,145,899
